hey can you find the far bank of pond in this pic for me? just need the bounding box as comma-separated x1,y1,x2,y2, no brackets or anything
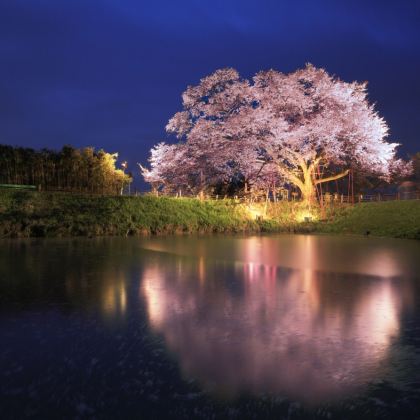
0,190,419,239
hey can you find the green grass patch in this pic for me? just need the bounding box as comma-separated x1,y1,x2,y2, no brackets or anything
312,200,420,239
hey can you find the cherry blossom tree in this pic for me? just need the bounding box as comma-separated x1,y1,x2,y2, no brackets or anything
142,65,410,204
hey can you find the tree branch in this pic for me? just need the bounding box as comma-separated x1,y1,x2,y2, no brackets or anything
280,166,304,190
309,156,322,172
314,169,349,185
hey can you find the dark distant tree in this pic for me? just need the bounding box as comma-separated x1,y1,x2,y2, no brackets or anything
0,144,131,194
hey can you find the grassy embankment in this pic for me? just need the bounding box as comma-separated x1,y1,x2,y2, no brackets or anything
0,190,263,237
0,190,419,239
312,200,420,239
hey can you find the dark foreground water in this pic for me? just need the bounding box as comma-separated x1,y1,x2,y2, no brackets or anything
1,235,420,419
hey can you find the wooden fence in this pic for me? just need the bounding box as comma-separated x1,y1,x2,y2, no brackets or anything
2,183,419,203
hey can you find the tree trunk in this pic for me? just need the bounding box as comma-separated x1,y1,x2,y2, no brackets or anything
300,180,316,206
287,159,317,207
199,169,205,201
279,156,349,208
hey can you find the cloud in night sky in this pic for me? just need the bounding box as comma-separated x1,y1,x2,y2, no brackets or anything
0,0,419,184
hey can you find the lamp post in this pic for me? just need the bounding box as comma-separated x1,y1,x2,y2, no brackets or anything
121,161,128,195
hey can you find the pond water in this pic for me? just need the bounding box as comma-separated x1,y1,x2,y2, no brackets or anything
1,235,420,419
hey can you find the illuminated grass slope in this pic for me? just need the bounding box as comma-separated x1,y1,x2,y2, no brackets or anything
0,190,418,239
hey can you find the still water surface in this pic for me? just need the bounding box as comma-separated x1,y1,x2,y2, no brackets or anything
1,235,420,419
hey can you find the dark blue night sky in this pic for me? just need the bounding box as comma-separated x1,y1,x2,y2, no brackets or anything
1,0,419,183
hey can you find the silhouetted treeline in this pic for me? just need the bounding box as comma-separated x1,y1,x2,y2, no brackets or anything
0,144,131,194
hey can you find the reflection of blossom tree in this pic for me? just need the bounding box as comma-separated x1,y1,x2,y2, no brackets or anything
141,255,404,403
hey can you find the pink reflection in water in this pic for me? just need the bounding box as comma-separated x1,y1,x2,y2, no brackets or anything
141,236,412,403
